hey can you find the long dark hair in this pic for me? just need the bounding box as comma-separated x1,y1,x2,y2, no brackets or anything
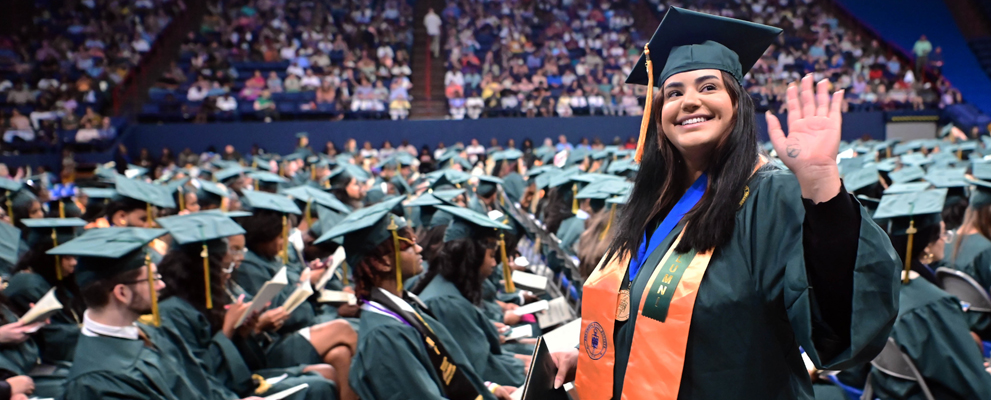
240,209,284,257
158,246,229,334
415,224,448,266
12,245,85,317
542,186,573,235
608,71,760,258
411,238,486,305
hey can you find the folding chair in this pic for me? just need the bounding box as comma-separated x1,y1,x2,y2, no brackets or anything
935,267,991,313
861,338,934,400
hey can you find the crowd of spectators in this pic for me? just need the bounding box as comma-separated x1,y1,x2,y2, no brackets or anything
440,0,647,120
648,0,961,114
0,0,181,151
144,0,416,123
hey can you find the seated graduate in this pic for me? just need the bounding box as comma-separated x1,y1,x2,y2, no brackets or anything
50,227,263,400
155,212,340,400
79,188,114,230
864,189,991,399
105,176,176,261
232,191,358,400
325,168,367,212
491,149,526,204
945,172,991,338
7,218,87,364
313,197,512,400
411,205,528,387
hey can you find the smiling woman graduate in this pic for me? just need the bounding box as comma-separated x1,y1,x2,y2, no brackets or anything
552,8,901,400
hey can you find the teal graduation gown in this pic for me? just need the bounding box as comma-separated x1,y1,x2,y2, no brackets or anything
943,232,991,338
349,297,498,400
502,172,526,204
868,277,991,399
555,215,585,255
417,276,525,386
610,170,900,399
4,272,81,363
63,324,234,400
157,297,338,400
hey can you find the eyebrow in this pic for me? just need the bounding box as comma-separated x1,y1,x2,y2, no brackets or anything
663,75,720,91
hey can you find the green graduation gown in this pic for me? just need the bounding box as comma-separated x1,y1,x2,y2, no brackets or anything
224,272,322,370
555,215,585,256
610,170,899,399
63,323,233,400
0,305,66,398
867,277,991,399
349,296,498,400
943,233,991,338
417,276,525,386
4,272,81,363
157,297,338,400
502,172,526,204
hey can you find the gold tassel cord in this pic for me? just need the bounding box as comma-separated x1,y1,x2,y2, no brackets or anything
903,220,917,284
600,204,616,241
58,201,65,219
388,216,403,293
500,231,515,293
634,44,654,163
279,215,289,265
6,193,13,227
202,243,212,309
177,186,185,212
52,229,62,281
146,203,155,228
147,252,160,327
341,261,350,286
304,200,313,229
571,184,579,214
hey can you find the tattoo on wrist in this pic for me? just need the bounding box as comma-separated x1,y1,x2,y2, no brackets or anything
786,145,801,158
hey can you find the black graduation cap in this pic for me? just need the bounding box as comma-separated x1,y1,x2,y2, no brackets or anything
626,7,782,86
626,7,781,163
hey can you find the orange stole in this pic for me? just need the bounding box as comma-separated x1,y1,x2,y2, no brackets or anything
576,229,713,400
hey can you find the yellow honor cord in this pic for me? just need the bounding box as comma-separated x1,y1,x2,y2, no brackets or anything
304,200,313,229
634,44,654,163
903,220,917,284
147,252,160,326
202,243,212,309
500,232,515,293
280,215,289,264
571,184,579,214
388,216,402,292
52,229,62,281
600,204,616,241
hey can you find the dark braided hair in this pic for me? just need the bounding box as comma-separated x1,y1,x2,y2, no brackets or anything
353,227,415,302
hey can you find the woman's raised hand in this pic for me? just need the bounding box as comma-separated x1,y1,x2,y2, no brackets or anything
766,74,843,203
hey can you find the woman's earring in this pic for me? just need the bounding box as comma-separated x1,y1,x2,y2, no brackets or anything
919,251,935,265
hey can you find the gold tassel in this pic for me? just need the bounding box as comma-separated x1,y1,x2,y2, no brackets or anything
177,185,185,212
279,216,289,265
571,184,579,214
634,44,654,163
311,167,317,182
500,231,515,293
903,220,917,284
304,200,313,229
958,149,963,159
58,201,65,219
252,158,258,169
599,204,616,241
388,216,402,293
146,203,155,227
6,192,13,227
254,178,259,191
341,261,350,286
52,229,62,281
147,252,160,327
202,243,212,309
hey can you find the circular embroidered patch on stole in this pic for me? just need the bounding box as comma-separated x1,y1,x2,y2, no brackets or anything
583,322,608,360
616,289,631,321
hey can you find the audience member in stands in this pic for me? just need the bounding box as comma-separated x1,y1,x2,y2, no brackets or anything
4,110,34,143
425,8,443,58
913,35,933,76
253,90,278,122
